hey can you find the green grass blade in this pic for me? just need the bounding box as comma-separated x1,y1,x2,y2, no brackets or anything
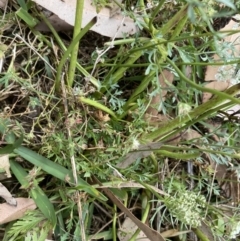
79,96,118,119
67,0,84,88
40,14,100,89
16,8,39,27
17,0,28,10
0,134,23,154
143,83,240,141
14,146,107,201
10,160,57,226
159,4,188,36
55,17,97,91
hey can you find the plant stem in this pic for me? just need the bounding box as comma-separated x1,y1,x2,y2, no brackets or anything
101,41,153,91
68,0,84,88
192,228,211,241
112,205,117,241
55,18,96,92
41,13,100,89
142,83,240,141
167,58,240,105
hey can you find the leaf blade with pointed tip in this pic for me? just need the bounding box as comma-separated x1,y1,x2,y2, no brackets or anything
10,160,57,225
117,142,163,169
0,134,23,155
13,146,107,201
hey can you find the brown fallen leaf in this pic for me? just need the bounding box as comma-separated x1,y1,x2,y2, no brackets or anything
117,129,202,171
203,17,240,123
95,180,167,196
93,177,165,241
0,198,36,224
205,16,240,82
207,152,240,204
161,229,191,238
204,16,240,104
219,171,240,205
146,69,174,118
33,0,137,38
0,0,7,9
202,80,231,103
221,104,240,118
117,142,163,169
0,182,16,206
118,209,190,240
182,129,202,142
118,220,191,240
118,217,149,241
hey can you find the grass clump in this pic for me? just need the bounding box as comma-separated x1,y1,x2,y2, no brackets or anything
0,0,240,240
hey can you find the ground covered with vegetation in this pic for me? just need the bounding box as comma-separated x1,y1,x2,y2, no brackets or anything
1,0,240,240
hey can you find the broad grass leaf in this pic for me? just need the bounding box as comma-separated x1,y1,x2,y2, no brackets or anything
13,146,107,201
10,160,57,225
